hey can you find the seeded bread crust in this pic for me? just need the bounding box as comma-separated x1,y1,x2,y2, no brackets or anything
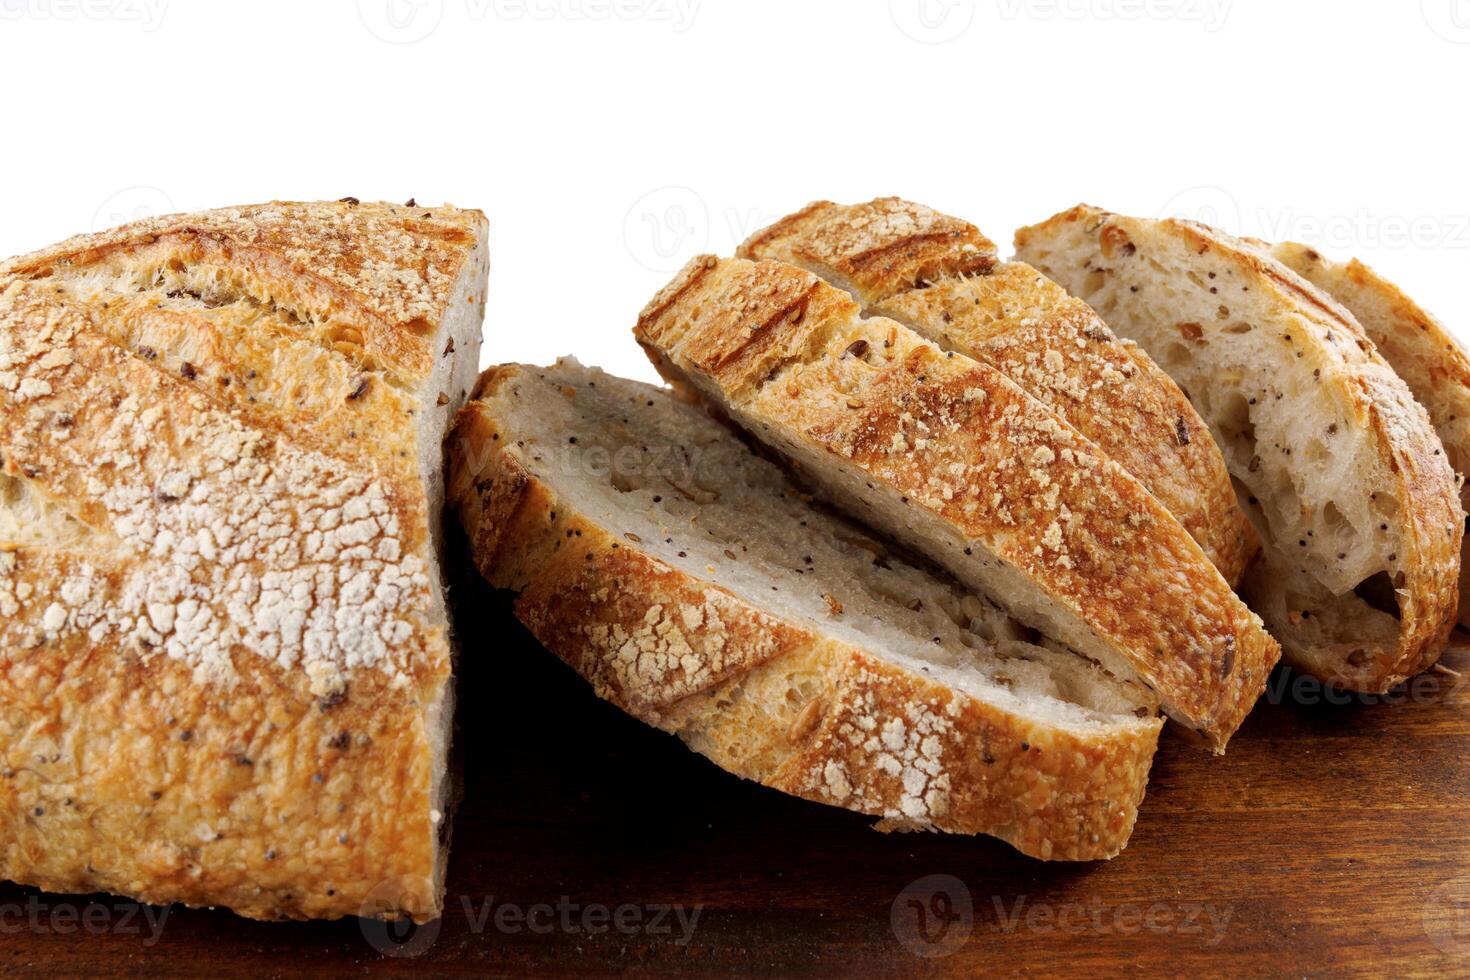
738,199,1257,585
1270,242,1470,629
448,363,1163,861
0,201,489,922
634,256,1279,751
1016,206,1461,690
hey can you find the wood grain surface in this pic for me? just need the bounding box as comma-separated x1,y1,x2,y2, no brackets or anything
3,535,1469,978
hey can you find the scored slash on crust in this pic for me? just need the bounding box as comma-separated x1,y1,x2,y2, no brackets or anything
634,253,1280,752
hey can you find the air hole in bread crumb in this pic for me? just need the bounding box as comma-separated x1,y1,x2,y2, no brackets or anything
1352,571,1401,620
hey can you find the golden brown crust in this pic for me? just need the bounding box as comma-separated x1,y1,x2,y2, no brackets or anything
1018,206,1462,690
1272,242,1470,630
0,590,440,921
635,257,1279,750
0,201,488,921
738,198,998,300
1,201,484,384
448,367,1162,860
739,199,1258,585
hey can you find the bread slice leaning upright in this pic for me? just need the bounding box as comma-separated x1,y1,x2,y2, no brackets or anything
448,359,1163,860
635,256,1280,752
1015,207,1463,690
0,201,488,922
1270,242,1470,630
738,197,1258,586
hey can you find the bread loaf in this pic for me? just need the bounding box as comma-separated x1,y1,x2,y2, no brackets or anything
0,200,488,921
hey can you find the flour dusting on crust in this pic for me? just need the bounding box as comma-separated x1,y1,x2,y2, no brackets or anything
0,281,432,689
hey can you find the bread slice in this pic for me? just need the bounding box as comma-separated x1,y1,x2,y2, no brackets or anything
1270,242,1470,629
634,256,1279,752
738,198,1257,586
1015,206,1462,690
448,359,1163,860
0,201,489,921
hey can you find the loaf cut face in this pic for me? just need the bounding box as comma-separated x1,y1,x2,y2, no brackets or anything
1271,242,1470,630
1016,207,1461,690
739,198,1257,585
0,201,488,921
635,256,1279,751
449,359,1162,860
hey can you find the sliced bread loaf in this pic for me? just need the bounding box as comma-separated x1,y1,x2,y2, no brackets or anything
634,256,1279,751
739,198,1257,585
447,358,1162,860
1015,207,1462,690
1270,242,1470,629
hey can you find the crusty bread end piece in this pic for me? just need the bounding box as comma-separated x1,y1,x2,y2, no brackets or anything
448,359,1163,860
0,201,488,922
739,198,1258,585
634,255,1279,751
1270,242,1470,630
1016,206,1462,690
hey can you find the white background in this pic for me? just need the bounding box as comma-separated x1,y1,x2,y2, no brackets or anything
2,0,1467,384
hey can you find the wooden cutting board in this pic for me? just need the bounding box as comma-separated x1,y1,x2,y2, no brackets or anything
5,544,1469,978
